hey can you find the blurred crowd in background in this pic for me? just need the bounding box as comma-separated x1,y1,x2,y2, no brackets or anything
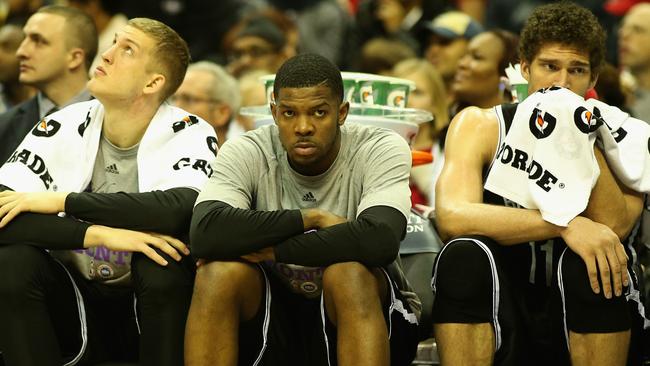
0,0,649,208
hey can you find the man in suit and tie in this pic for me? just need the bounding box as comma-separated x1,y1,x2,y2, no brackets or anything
0,5,97,164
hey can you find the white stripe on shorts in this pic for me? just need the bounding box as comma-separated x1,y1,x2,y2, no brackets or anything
54,260,88,366
252,264,272,366
319,267,418,365
558,246,650,353
431,238,502,351
557,247,571,351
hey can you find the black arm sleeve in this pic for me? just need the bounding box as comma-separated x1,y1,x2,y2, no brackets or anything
274,206,406,267
0,185,90,249
190,200,406,267
64,187,198,236
190,200,304,260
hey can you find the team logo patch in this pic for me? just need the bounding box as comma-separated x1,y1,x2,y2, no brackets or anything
97,264,114,278
32,119,61,137
300,281,318,293
78,110,91,136
528,108,556,139
206,136,218,156
573,106,602,134
172,115,199,133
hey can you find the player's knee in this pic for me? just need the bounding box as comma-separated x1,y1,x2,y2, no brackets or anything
132,253,192,301
561,249,630,332
323,262,382,313
323,261,377,295
194,260,260,300
0,245,47,297
432,239,494,323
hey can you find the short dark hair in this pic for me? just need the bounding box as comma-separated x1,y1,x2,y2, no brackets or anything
127,18,190,102
37,5,98,72
519,2,605,77
273,53,343,104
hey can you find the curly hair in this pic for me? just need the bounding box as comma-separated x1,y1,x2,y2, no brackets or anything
519,1,605,77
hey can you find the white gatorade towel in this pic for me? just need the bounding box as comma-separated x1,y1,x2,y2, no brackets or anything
485,86,650,226
0,99,218,193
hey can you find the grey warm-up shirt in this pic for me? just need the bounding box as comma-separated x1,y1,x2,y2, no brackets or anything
196,122,412,297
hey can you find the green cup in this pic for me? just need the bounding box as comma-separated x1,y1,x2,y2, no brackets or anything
343,78,357,103
387,83,410,108
359,79,389,106
511,83,528,102
260,74,275,104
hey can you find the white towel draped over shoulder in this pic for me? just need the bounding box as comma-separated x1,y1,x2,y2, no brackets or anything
0,99,218,193
484,87,650,226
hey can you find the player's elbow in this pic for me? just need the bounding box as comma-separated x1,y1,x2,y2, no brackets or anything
189,212,229,260
435,205,466,242
359,221,400,267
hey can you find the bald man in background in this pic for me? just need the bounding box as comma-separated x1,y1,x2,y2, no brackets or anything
172,61,241,146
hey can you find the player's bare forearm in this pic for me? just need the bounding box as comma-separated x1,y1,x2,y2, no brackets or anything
436,200,564,245
583,148,643,239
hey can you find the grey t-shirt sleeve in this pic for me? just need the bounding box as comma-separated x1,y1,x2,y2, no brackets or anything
195,138,258,209
356,131,412,219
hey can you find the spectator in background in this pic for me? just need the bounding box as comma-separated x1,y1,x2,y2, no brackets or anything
236,69,268,132
422,11,483,106
392,58,448,206
225,13,297,78
0,23,35,114
593,63,628,109
2,0,44,25
355,0,447,55
451,29,519,112
121,0,246,63
0,5,96,164
359,37,416,75
173,61,242,147
67,0,128,73
618,2,650,122
267,0,354,70
617,2,650,318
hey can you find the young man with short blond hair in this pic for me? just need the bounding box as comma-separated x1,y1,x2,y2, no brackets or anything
0,17,215,366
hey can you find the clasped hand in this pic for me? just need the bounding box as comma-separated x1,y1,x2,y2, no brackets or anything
239,209,347,263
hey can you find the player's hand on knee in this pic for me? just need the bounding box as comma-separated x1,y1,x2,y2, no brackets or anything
561,216,627,299
0,191,68,228
84,225,189,266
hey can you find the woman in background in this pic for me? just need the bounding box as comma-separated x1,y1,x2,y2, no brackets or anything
393,58,448,206
451,29,519,112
